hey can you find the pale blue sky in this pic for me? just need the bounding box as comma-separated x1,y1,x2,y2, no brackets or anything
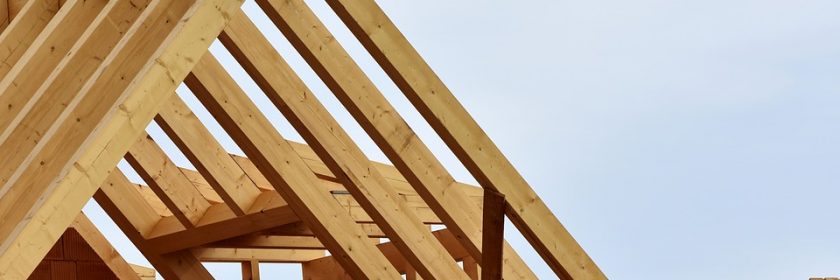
83,0,840,279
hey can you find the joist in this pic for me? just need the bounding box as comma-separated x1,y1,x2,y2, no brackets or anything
0,0,244,277
327,0,605,278
220,10,470,280
194,248,325,263
187,52,402,279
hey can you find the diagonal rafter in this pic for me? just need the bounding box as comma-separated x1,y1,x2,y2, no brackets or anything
0,0,245,277
256,1,536,278
187,52,402,279
327,0,606,278
219,9,470,280
155,94,264,215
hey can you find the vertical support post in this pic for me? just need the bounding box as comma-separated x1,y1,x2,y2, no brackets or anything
463,257,480,280
482,189,506,280
242,260,260,280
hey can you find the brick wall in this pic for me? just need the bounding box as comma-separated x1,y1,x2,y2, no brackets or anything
27,228,119,280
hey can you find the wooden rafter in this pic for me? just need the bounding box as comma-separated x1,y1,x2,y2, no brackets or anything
0,0,605,278
327,0,606,278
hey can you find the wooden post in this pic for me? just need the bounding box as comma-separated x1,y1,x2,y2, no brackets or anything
241,260,260,280
482,189,506,280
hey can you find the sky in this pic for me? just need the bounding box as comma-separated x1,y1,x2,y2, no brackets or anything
81,0,840,279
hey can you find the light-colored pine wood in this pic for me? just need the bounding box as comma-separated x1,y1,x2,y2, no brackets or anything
212,234,324,250
195,248,325,263
0,0,59,79
143,196,299,254
327,1,605,278
187,52,401,279
220,10,469,280
94,189,213,279
0,0,107,136
156,94,263,215
125,134,212,227
258,0,486,259
0,0,151,200
70,213,144,280
0,0,243,276
257,3,536,278
99,170,168,238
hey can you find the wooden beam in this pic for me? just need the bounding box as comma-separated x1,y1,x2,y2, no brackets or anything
256,3,535,278
242,260,260,280
302,257,351,280
0,0,58,79
99,170,168,238
0,0,150,194
0,0,8,31
303,229,471,276
258,0,484,258
220,9,469,280
155,94,263,215
0,0,244,276
94,188,213,279
187,52,401,279
482,189,506,280
70,213,143,280
195,248,325,263
463,257,480,280
142,194,299,254
125,134,212,227
211,234,324,250
327,1,605,278
0,0,108,136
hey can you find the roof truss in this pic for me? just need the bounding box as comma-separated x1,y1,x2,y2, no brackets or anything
0,0,605,279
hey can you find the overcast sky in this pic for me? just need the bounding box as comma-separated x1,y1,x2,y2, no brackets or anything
83,0,840,279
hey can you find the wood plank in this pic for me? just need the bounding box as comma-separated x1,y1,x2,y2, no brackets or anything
0,0,151,194
70,213,142,280
0,0,8,32
130,264,156,280
220,9,468,280
99,170,168,240
125,134,212,227
187,53,401,279
257,4,535,278
96,187,213,279
156,94,263,215
142,193,299,254
0,0,107,137
258,0,487,259
0,0,244,276
327,1,605,278
0,0,58,79
195,248,325,263
304,229,470,276
211,234,324,250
